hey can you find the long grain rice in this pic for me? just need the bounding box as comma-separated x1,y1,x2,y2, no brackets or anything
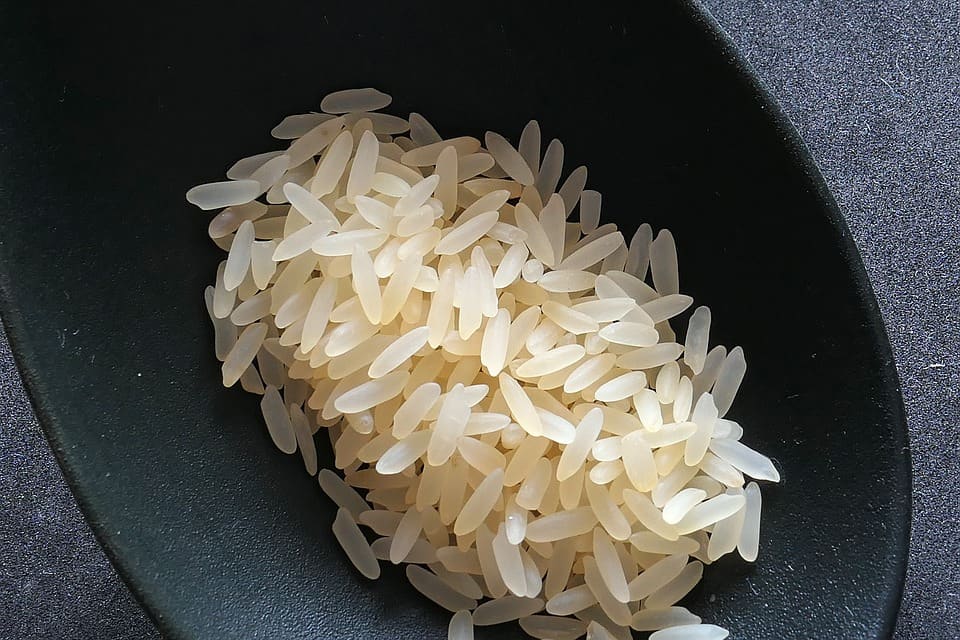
190,96,780,640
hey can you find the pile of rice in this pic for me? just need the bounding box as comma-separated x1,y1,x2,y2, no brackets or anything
188,88,779,640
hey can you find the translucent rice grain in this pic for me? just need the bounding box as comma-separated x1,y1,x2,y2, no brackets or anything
457,153,496,181
332,508,381,579
546,583,597,616
457,268,484,339
557,166,588,217
300,131,353,196
579,190,601,233
453,468,505,536
252,157,293,198
473,595,545,626
699,452,745,489
239,363,265,394
516,345,586,379
654,361,681,405
445,610,474,640
662,488,708,525
564,354,617,394
335,370,409,415
516,457,552,510
526,507,597,543
621,431,658,492
457,438,507,474
534,139,564,200
585,479,631,541
632,608,703,632
586,621,621,640
320,88,392,114
598,321,659,348
286,117,344,168
712,346,747,417
223,220,255,292
518,121,541,178
709,438,780,482
357,510,402,536
464,178,522,197
409,112,442,146
557,408,603,481
708,495,747,561
541,302,599,335
571,298,635,323
582,557,632,626
222,322,268,387
480,309,511,376
187,179,260,211
691,345,727,400
312,229,388,256
514,202,556,266
388,508,423,564
629,389,661,431
317,468,370,519
523,549,544,597
504,496,529,545
520,614,587,640
642,423,696,449
649,229,679,295
617,343,684,371
258,386,297,454
435,211,499,255
392,382,441,438
535,409,576,445
683,306,712,375
645,561,704,609
685,392,717,465
538,270,597,293
628,532,699,556
592,528,630,603
538,194,567,267
738,482,762,561
674,494,746,536
429,386,471,467
627,553,688,601
204,286,238,360
485,131,535,185
248,241,278,291
622,490,679,541
345,130,379,198
401,137,482,166
476,525,510,598
368,327,429,379
406,565,478,612
288,405,317,475
498,373,543,437
594,372,648,403
649,624,729,640
490,524,527,596
623,224,653,280
669,377,693,423
434,459,468,526
272,222,335,262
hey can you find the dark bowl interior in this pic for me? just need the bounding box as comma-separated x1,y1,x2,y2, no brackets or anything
0,1,910,638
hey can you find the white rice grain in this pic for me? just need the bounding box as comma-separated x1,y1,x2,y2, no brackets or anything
649,624,728,640
332,508,381,579
738,482,762,562
320,88,392,114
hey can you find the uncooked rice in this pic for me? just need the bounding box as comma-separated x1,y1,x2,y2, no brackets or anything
189,88,780,640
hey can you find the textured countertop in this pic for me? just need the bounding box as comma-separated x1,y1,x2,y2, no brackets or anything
1,1,957,638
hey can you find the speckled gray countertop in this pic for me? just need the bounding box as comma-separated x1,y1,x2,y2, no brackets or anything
1,2,957,638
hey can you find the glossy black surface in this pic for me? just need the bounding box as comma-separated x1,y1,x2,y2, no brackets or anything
0,1,909,638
